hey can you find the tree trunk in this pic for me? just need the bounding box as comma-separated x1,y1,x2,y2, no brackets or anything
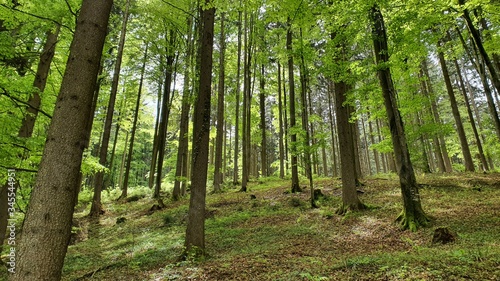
453,58,488,171
421,59,453,172
287,19,301,193
90,0,131,216
437,40,475,172
367,112,381,174
259,64,268,177
277,61,285,179
233,4,242,185
327,82,339,177
154,30,176,198
334,80,365,213
241,10,253,192
120,44,148,199
12,0,112,279
213,14,226,193
184,2,215,257
173,16,194,200
370,4,428,231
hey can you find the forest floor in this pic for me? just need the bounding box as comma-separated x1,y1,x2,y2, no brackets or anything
2,173,500,280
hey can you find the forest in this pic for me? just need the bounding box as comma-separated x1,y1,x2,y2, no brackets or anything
0,0,499,280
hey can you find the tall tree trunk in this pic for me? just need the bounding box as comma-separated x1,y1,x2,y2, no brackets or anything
233,4,243,185
287,19,301,193
90,0,131,216
277,61,285,179
361,116,373,175
453,58,488,171
120,43,148,199
421,59,453,172
334,80,365,213
12,0,112,279
370,4,428,231
184,2,215,257
241,10,253,192
367,112,381,174
437,40,475,172
213,13,226,193
327,82,339,177
148,82,163,189
154,31,176,198
173,16,195,200
259,64,268,177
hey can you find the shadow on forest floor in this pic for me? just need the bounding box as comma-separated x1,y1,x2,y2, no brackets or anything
1,173,499,280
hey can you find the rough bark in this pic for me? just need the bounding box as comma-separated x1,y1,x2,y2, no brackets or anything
184,2,215,257
370,4,428,231
12,0,112,279
334,81,365,213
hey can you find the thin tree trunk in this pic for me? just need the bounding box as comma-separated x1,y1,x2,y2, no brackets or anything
173,16,194,200
90,0,131,216
233,3,242,185
287,18,301,193
437,40,475,172
259,64,268,177
148,82,162,189
327,82,338,177
118,130,129,190
453,58,489,171
120,44,148,199
213,13,226,193
154,31,176,198
278,61,285,179
370,4,428,231
12,0,112,279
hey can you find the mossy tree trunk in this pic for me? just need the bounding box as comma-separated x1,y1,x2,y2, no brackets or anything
370,4,429,231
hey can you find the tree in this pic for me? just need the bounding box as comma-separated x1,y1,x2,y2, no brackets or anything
12,0,113,279
184,0,215,257
370,4,429,231
90,0,132,216
437,39,475,172
213,13,226,193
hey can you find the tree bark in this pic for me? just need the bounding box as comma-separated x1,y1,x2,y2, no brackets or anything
370,4,428,231
90,0,131,216
120,44,148,199
213,13,226,193
154,31,176,198
184,1,215,257
259,64,268,177
437,40,475,172
287,19,301,193
12,0,112,279
233,4,243,185
277,61,285,179
173,16,195,200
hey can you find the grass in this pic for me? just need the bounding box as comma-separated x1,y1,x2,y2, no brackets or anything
1,173,499,280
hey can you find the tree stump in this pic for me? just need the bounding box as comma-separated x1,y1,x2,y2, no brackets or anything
432,227,457,245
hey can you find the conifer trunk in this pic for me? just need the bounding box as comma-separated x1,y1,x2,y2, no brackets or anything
12,0,112,279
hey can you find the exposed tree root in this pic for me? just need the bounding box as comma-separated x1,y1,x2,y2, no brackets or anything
335,202,367,215
396,210,430,232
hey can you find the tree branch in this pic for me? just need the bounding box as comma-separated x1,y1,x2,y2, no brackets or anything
0,87,53,119
0,4,74,33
